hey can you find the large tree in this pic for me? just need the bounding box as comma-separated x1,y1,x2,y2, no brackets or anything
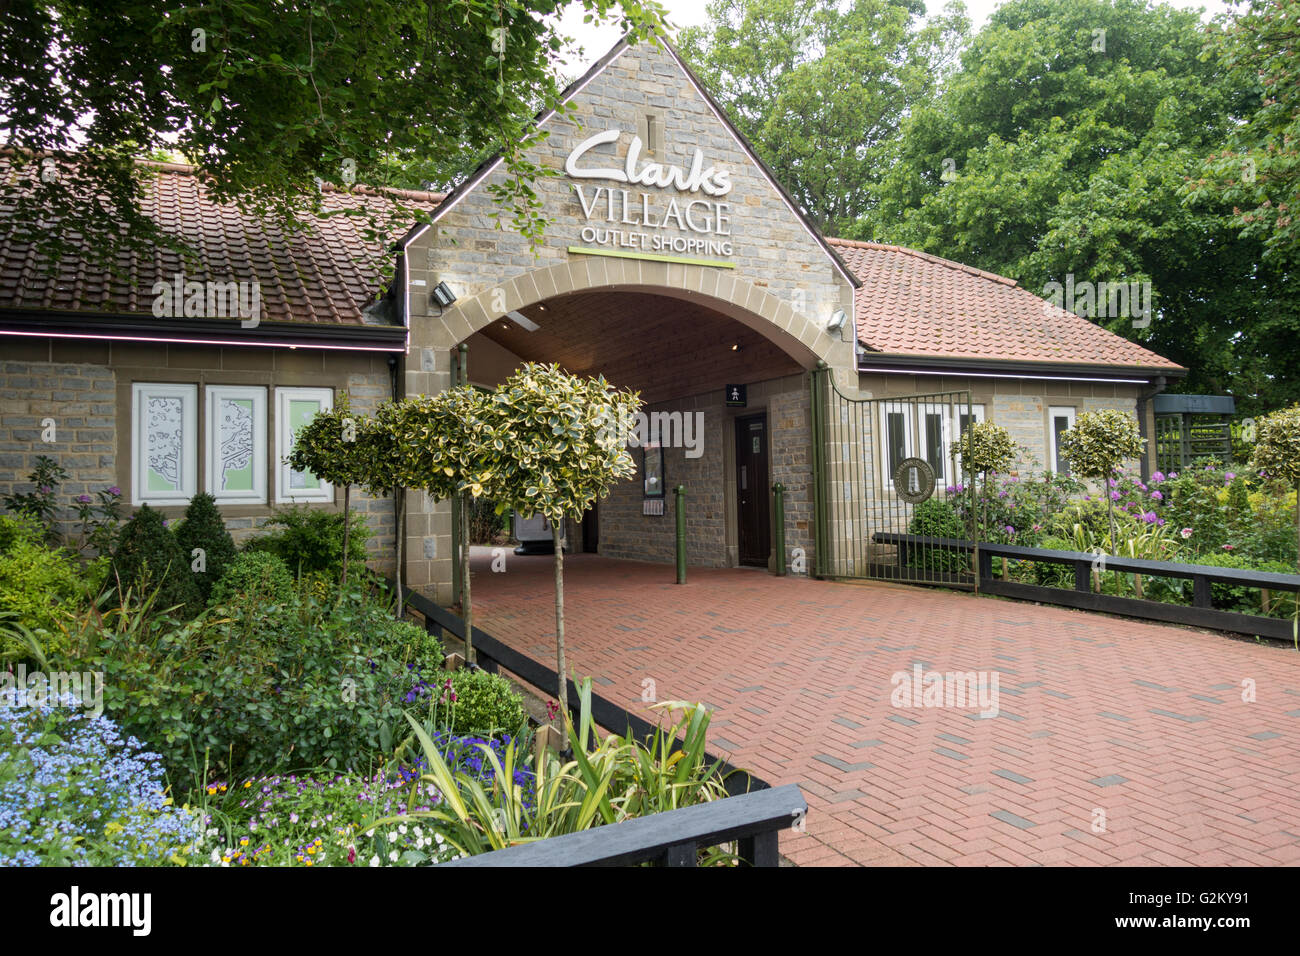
868,0,1299,414
677,0,968,235
0,0,666,271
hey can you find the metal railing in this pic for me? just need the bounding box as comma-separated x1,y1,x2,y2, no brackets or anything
868,534,1300,641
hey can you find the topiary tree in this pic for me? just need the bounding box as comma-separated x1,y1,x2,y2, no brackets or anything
1250,403,1300,571
174,492,236,602
951,421,1018,543
362,400,411,617
285,392,372,587
389,386,491,663
1058,409,1145,553
109,504,201,616
474,363,641,722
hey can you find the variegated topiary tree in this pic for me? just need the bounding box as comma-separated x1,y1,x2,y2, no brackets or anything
951,420,1018,543
388,386,491,663
1250,404,1300,571
475,363,641,722
285,392,372,586
1058,409,1145,553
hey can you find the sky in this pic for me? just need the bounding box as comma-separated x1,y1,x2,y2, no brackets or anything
552,0,1237,75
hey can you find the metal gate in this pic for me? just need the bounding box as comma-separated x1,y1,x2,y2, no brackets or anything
811,367,977,585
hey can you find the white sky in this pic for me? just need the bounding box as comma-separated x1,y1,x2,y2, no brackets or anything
553,0,1238,76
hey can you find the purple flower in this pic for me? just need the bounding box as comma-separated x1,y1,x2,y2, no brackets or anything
1108,478,1118,487
76,494,92,504
1150,490,1163,501
107,486,121,496
1141,511,1158,524
1169,472,1179,480
1151,471,1165,483
38,485,51,494
1156,519,1165,527
1224,472,1236,482
1111,490,1121,500
1004,525,1015,535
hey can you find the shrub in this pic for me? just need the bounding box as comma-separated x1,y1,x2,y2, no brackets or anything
243,505,369,579
174,493,237,602
0,537,86,662
0,693,202,866
437,668,527,737
0,455,68,545
109,504,202,616
1030,536,1077,589
373,617,444,672
906,498,969,571
0,512,44,555
209,551,296,607
1144,552,1299,617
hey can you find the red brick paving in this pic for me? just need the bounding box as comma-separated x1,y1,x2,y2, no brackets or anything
468,548,1300,866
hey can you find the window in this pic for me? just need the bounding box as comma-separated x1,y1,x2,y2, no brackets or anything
1049,406,1077,475
879,402,914,488
206,386,267,503
131,383,198,505
276,388,334,503
918,403,954,482
948,403,986,478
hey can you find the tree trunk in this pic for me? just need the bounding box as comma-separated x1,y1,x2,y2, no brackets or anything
462,493,474,664
552,522,568,727
1294,481,1299,573
341,484,351,587
393,486,404,618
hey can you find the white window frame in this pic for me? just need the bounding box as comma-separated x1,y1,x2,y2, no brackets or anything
917,403,954,484
879,402,915,489
276,387,334,503
948,403,986,481
206,386,268,504
1049,405,1077,475
131,383,198,506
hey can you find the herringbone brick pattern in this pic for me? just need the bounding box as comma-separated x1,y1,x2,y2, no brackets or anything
469,549,1300,866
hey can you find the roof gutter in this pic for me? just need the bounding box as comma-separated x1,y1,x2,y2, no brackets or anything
0,310,408,352
856,351,1187,384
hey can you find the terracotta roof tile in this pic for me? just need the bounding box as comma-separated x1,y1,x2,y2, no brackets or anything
826,237,1183,372
0,159,442,326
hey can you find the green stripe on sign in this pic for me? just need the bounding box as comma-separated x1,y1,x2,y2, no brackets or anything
566,246,736,269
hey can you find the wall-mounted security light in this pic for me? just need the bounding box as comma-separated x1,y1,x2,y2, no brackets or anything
431,281,457,310
826,308,847,334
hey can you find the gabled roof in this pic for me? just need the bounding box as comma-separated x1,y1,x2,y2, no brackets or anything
401,33,861,289
827,237,1184,375
0,158,442,326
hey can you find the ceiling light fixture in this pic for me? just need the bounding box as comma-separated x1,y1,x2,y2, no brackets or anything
505,310,540,332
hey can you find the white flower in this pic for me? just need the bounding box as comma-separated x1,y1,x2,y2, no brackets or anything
369,855,380,867
389,850,399,862
398,824,408,835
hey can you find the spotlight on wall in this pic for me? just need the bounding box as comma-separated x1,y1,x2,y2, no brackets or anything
431,281,457,309
826,308,847,334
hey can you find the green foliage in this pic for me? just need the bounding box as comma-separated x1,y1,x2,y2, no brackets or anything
951,421,1016,477
284,392,372,491
109,504,202,618
174,492,236,602
210,551,296,607
243,505,369,579
1,455,68,545
678,0,969,234
906,498,968,571
57,584,441,793
1058,410,1145,482
1143,551,1299,618
1190,0,1300,272
1,1,668,272
1251,404,1300,488
0,536,85,662
468,496,510,544
477,363,642,526
439,668,527,737
374,618,444,670
381,678,731,859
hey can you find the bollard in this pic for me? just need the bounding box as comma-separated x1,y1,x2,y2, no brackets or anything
772,482,786,576
674,484,687,585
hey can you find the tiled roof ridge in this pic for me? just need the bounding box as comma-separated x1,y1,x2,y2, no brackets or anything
825,236,1020,288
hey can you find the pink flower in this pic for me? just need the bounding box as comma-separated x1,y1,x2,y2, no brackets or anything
1150,490,1163,500
1151,471,1166,483
1222,544,1235,551
1180,528,1193,539
1111,490,1121,500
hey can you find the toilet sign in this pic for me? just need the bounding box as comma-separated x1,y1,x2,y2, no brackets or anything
725,384,747,407
893,457,936,504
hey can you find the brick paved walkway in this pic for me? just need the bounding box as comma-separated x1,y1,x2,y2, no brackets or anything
469,548,1300,866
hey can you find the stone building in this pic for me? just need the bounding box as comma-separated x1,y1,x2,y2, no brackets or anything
0,33,1183,599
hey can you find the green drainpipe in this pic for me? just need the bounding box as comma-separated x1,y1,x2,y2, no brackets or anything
674,485,687,585
772,482,786,576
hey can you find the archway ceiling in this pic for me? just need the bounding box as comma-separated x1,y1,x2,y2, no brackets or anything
477,290,803,406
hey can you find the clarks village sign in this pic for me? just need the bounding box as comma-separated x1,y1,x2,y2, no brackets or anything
565,128,735,266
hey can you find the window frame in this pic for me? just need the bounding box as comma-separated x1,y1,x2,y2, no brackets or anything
131,383,198,506
275,387,334,504
1049,405,1077,475
948,403,986,480
879,402,915,489
205,385,268,504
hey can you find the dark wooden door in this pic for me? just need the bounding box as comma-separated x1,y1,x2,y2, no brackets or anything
735,413,770,567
